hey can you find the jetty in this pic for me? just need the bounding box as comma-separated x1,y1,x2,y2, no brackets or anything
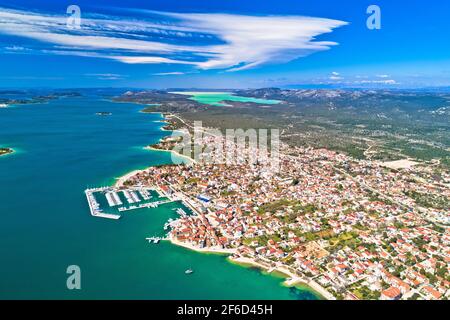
105,191,122,207
117,199,177,212
146,236,166,244
139,189,152,200
176,208,188,217
84,188,121,220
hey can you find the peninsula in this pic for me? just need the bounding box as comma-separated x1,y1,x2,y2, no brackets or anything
116,115,449,300
110,89,449,300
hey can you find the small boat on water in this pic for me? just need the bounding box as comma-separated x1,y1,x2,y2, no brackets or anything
95,112,112,116
185,268,194,275
145,236,161,244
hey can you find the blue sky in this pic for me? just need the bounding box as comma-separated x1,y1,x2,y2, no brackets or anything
0,0,449,88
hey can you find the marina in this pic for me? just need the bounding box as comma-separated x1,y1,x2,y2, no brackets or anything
85,187,121,220
84,185,191,220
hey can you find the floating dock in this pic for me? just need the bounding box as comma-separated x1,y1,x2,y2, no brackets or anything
176,208,188,217
117,199,176,212
139,189,151,200
146,236,164,244
105,191,123,207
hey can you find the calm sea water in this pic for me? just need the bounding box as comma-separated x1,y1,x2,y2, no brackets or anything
0,94,318,299
171,92,280,106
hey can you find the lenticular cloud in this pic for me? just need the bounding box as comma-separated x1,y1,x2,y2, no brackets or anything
0,7,347,71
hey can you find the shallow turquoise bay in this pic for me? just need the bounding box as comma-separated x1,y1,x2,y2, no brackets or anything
0,95,318,299
172,92,281,106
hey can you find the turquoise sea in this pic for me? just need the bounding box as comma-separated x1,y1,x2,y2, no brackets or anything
0,93,319,299
171,91,281,106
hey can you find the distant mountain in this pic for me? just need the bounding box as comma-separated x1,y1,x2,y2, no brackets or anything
234,88,450,117
236,87,450,102
114,88,450,163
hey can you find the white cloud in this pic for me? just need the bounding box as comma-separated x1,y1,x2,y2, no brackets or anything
163,12,348,71
359,79,398,85
152,72,185,76
111,56,194,65
0,7,347,72
329,71,343,80
85,73,125,80
4,45,29,51
376,74,390,78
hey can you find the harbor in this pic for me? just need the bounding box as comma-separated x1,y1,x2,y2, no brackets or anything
85,187,121,220
84,185,192,220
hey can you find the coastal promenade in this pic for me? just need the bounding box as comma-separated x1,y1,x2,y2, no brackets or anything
168,235,237,255
229,256,335,300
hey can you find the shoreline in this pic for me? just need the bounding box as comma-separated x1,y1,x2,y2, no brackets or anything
168,235,331,300
115,169,144,188
168,236,236,255
114,146,194,187
228,256,333,300
113,110,333,300
144,145,195,164
114,110,194,188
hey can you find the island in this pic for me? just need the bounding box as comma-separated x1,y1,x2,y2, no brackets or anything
0,91,81,107
0,147,14,156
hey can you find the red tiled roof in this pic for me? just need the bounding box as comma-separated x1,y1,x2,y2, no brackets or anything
381,286,402,299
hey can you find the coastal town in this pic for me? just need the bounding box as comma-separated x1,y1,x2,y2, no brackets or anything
2,0,450,306
118,123,450,301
